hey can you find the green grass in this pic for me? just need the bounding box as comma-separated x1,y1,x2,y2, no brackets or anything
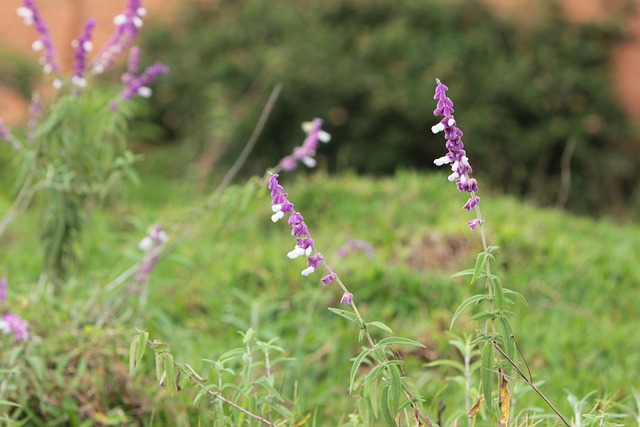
2,148,640,425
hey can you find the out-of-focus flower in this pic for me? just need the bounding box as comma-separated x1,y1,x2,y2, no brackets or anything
279,118,331,171
0,279,30,342
92,0,147,74
71,19,96,87
17,0,60,84
136,225,167,284
336,238,375,259
111,55,168,111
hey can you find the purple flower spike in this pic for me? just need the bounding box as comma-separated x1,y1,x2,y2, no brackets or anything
17,0,60,79
432,79,483,230
93,0,147,74
71,18,96,87
279,118,331,171
340,292,353,305
269,172,329,279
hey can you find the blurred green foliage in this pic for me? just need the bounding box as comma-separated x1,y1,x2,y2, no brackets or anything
141,0,635,215
3,152,640,423
0,48,38,99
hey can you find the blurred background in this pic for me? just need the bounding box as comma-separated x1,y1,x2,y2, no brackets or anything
1,0,639,217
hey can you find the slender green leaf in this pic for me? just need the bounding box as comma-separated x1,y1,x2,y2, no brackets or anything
367,321,393,334
350,348,373,392
129,334,139,375
377,337,426,348
380,386,397,427
481,342,494,404
503,288,528,305
387,364,402,415
136,330,149,369
499,317,516,374
450,294,490,330
470,311,499,321
451,268,475,278
471,251,489,285
492,276,505,311
328,307,359,325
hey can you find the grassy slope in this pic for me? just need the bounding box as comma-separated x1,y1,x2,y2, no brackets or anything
2,155,639,424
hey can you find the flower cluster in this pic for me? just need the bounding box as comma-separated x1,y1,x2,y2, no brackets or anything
0,279,30,342
136,225,168,284
71,19,96,87
279,118,331,171
112,52,169,110
93,0,147,74
431,79,483,230
17,0,60,81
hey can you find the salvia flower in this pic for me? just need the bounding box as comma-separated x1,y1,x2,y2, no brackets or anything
17,0,60,81
269,173,327,277
432,79,484,230
0,279,30,342
279,118,331,171
136,225,168,284
340,292,353,305
92,0,147,74
71,18,96,87
112,57,169,111
0,120,21,150
336,238,375,259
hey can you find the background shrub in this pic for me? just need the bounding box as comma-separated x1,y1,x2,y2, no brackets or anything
141,0,635,216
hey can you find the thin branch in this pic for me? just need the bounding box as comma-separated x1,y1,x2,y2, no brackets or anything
490,340,572,427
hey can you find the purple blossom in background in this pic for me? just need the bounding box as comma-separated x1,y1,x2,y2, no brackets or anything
17,0,60,81
112,57,169,111
136,225,168,284
269,173,326,277
336,238,375,260
93,0,147,74
0,278,6,303
71,19,96,87
0,279,30,342
431,79,484,231
0,120,21,150
279,118,331,171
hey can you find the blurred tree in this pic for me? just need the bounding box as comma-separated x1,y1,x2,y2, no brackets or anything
140,0,635,216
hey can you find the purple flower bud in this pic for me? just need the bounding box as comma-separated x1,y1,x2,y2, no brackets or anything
321,272,337,286
340,292,353,304
468,219,484,231
463,196,480,211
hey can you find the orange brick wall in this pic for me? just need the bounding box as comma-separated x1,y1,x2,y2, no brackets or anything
1,0,640,122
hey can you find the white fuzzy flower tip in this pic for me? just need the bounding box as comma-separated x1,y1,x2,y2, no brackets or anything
137,7,147,16
434,156,451,166
305,246,313,256
138,236,153,251
447,118,456,126
431,123,445,134
287,246,305,259
271,204,282,213
302,156,317,168
31,40,44,52
71,76,87,87
301,266,315,276
114,14,127,26
0,319,10,334
137,87,152,98
53,79,63,89
271,211,285,223
133,16,144,28
318,131,331,142
447,172,458,182
83,41,93,52
301,121,313,132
